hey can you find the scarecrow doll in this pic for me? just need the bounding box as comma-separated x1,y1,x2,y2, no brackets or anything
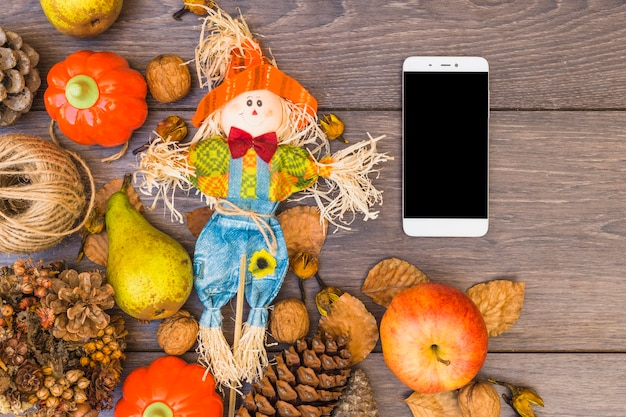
137,6,390,390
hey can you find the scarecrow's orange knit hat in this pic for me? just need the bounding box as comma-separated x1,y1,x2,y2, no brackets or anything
192,40,318,127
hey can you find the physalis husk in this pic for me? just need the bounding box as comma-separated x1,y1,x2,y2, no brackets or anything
320,113,347,143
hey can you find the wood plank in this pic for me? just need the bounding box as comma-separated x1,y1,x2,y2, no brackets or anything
71,352,626,417
2,110,626,353
1,351,623,416
2,0,626,111
2,0,626,416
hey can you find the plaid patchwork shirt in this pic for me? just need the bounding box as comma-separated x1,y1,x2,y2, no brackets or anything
188,135,320,201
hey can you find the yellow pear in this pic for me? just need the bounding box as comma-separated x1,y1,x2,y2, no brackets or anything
39,0,123,38
105,175,193,321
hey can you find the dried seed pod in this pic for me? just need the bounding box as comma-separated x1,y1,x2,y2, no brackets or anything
269,298,310,344
458,380,501,417
146,54,191,103
156,310,199,355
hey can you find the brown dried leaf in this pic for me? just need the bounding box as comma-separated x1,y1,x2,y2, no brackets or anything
185,206,214,237
83,233,108,266
83,178,143,266
93,177,143,215
466,280,525,337
362,258,430,307
405,391,463,417
318,292,378,365
277,205,328,258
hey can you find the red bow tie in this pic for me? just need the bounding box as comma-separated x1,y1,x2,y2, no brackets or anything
227,127,278,163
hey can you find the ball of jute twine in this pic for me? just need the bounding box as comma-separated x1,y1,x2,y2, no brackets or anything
0,133,95,254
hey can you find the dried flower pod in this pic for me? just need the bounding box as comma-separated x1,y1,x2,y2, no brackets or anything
269,298,310,344
76,377,90,390
73,387,87,403
49,383,64,397
315,286,343,316
458,380,501,417
290,252,319,280
46,396,59,409
146,54,191,103
320,113,347,143
65,369,84,384
156,310,199,355
488,379,544,417
36,387,50,400
173,0,215,19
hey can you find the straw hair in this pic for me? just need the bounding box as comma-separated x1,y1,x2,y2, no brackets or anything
197,326,241,392
234,323,269,384
0,134,95,254
192,5,317,127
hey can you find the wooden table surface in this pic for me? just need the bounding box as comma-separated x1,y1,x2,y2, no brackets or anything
2,1,626,416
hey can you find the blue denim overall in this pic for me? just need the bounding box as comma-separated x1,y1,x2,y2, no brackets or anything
192,154,288,334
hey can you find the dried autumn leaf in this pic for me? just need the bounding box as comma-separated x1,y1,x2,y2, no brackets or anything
278,205,328,258
405,391,463,417
318,292,378,365
362,258,430,307
82,178,144,266
82,233,108,266
185,206,214,237
466,280,525,337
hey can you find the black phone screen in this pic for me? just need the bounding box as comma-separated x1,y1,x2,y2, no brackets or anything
403,71,489,219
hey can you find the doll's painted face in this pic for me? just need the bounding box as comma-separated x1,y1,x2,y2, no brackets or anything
221,89,284,137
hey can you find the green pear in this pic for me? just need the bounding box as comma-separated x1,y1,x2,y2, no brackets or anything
105,174,193,321
40,0,123,38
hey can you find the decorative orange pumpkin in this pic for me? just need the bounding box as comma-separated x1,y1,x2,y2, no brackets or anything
44,50,148,147
114,355,223,417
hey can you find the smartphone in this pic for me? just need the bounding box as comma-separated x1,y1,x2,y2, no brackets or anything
402,56,489,237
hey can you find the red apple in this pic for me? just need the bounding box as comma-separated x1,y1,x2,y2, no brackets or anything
380,282,488,394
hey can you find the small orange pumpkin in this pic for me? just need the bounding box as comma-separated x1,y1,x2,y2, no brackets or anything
114,356,223,417
44,50,148,148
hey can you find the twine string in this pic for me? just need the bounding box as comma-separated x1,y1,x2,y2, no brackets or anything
214,199,278,255
0,133,95,254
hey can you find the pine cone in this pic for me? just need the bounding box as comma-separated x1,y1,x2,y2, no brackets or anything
331,369,378,417
236,332,352,417
0,26,40,126
86,366,121,411
43,269,115,342
14,362,43,394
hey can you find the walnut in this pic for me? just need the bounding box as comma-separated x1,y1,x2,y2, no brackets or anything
145,54,191,103
156,310,199,355
458,380,501,417
269,298,310,344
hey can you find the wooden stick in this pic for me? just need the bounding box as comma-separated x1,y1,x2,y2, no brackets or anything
228,255,247,417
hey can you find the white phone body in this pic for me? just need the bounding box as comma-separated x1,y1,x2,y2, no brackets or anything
402,56,489,237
